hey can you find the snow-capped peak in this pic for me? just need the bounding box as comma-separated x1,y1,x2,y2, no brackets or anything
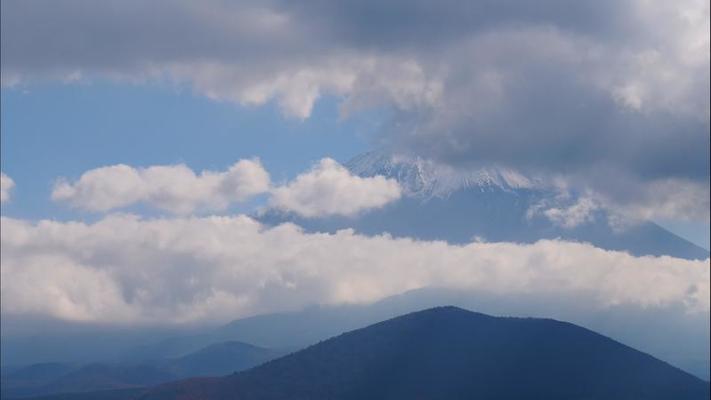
345,151,539,198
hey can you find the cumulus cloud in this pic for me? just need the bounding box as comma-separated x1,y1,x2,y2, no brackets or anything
1,214,708,324
1,172,15,203
270,158,401,217
51,158,400,217
2,0,708,219
52,160,270,214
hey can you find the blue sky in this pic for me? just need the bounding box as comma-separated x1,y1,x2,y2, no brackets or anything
2,82,708,249
655,219,710,251
1,83,381,220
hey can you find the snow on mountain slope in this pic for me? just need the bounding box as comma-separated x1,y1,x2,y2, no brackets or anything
345,151,538,198
259,151,709,260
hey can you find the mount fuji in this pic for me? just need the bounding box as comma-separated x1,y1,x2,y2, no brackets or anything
261,151,708,260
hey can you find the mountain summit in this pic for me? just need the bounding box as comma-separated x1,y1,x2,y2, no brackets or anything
141,306,710,400
261,151,708,260
346,151,538,198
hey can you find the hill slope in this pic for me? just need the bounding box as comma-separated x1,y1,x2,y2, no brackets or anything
141,307,710,400
111,288,710,380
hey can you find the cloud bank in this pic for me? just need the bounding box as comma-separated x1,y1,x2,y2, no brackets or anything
1,214,707,325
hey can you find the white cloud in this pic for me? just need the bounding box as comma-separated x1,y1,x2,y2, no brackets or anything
1,214,708,324
51,159,270,214
609,0,710,118
269,158,402,217
1,172,15,203
51,158,400,218
544,198,598,229
528,196,600,229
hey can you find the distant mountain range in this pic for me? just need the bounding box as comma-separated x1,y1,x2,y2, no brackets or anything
5,286,707,392
260,151,709,260
1,342,280,399
140,307,709,400
8,307,708,400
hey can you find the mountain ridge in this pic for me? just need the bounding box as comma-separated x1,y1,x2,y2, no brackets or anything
1,341,280,399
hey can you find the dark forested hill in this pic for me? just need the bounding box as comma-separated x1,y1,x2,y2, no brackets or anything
140,307,710,400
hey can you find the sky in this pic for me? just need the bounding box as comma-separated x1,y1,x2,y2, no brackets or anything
1,83,378,220
0,0,709,327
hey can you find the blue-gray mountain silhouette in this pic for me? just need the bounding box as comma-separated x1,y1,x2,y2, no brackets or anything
1,342,279,399
260,151,709,260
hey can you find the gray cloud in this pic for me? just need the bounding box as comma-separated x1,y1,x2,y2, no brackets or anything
2,0,708,219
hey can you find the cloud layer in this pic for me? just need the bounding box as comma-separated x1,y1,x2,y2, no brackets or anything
1,214,708,324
